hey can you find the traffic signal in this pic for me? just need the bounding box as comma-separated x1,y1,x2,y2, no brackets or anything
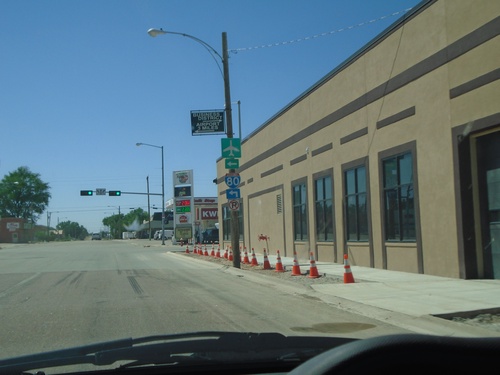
80,190,93,196
109,190,121,196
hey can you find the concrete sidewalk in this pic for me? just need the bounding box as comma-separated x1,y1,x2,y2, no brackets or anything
260,252,500,318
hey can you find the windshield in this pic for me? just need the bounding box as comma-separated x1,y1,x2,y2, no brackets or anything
1,0,499,373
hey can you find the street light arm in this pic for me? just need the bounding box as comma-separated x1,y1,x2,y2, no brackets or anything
147,28,224,78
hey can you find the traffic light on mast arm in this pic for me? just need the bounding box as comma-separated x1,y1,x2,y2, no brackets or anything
80,190,93,196
109,191,121,196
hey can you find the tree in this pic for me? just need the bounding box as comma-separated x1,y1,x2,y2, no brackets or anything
56,220,89,240
0,166,51,223
123,208,149,228
102,213,124,239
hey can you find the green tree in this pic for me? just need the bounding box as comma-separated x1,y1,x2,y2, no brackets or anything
123,208,149,228
0,166,51,223
102,213,124,239
56,220,88,240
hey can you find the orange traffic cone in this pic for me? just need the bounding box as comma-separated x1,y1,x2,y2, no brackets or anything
210,244,215,257
250,248,258,266
204,245,209,256
262,249,271,270
185,245,190,254
228,249,233,261
274,250,284,272
343,254,355,283
224,247,228,259
308,252,320,278
243,248,250,264
291,251,301,276
216,246,221,258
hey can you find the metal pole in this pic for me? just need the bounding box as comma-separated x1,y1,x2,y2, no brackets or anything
222,32,240,268
161,146,165,246
147,176,151,240
237,100,242,139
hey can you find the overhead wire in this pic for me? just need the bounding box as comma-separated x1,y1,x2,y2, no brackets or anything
229,8,413,54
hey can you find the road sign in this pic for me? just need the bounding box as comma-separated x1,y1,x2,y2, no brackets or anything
225,173,241,189
96,188,106,196
191,110,225,135
225,158,239,169
228,200,240,211
226,188,240,200
221,138,241,158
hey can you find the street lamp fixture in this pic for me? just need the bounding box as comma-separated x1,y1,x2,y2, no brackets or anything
147,27,240,267
136,142,165,245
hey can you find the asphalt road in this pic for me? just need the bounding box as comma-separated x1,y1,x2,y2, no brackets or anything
0,240,410,359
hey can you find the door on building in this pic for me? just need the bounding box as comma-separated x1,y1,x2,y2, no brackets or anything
475,129,500,279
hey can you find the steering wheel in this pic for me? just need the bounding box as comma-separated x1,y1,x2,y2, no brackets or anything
288,334,500,375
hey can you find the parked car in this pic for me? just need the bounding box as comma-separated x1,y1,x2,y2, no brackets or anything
154,230,173,240
202,228,219,244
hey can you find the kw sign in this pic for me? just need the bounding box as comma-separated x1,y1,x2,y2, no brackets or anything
201,208,218,220
191,110,225,136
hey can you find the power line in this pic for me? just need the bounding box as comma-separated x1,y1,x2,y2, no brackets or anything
229,8,413,53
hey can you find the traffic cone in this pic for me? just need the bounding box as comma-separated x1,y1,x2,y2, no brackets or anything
216,246,221,258
291,251,301,276
343,254,355,283
228,249,233,261
308,252,320,278
185,245,190,254
243,247,250,264
204,245,209,256
250,248,258,266
274,250,284,272
210,244,215,257
224,247,228,259
262,249,271,270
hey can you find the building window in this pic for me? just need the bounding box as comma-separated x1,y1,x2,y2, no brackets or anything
222,205,243,241
383,152,415,241
315,176,334,241
293,182,308,241
344,166,368,241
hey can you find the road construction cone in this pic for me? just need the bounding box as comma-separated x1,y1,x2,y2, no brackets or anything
262,249,271,270
228,249,233,261
343,254,355,283
204,245,209,256
185,245,190,254
224,247,228,259
243,248,250,264
250,248,258,266
274,250,284,272
216,246,221,258
308,252,320,278
210,244,215,257
291,251,301,276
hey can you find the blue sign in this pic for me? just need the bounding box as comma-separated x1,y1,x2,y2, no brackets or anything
226,188,240,200
224,174,241,189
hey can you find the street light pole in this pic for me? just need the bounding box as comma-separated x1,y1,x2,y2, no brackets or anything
136,142,165,245
148,28,241,268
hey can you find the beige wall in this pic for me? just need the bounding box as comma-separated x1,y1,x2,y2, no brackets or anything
217,0,500,278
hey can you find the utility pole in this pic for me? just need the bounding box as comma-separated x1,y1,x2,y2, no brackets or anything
222,32,240,268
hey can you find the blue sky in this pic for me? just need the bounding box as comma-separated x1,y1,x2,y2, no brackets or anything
0,0,422,233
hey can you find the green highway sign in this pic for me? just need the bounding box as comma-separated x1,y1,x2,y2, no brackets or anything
221,138,241,159
225,158,239,169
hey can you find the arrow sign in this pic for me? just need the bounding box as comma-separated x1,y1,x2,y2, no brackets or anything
225,158,239,169
226,188,240,199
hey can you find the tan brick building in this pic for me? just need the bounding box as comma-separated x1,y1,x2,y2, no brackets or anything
216,0,500,279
